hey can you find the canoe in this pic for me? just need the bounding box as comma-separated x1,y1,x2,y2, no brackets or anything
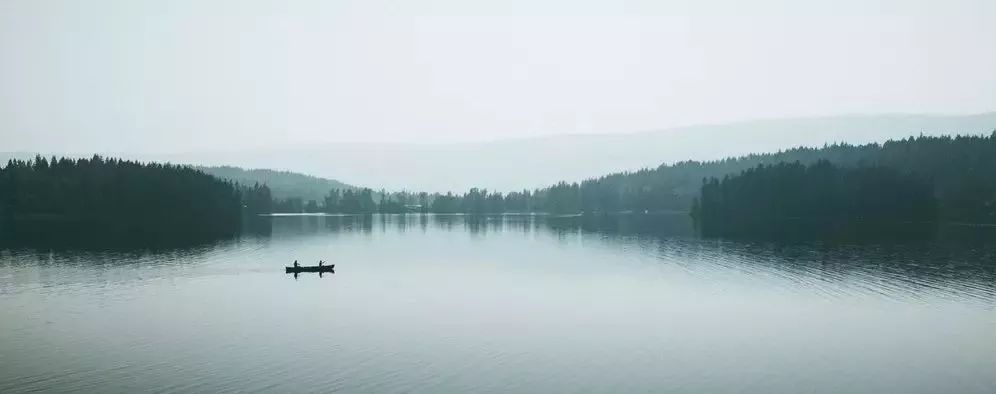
285,264,335,273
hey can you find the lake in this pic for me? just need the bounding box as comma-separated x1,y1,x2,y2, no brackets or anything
1,214,995,393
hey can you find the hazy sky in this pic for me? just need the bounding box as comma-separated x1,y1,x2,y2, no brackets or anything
2,0,994,153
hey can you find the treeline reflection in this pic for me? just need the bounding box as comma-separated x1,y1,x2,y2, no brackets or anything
3,213,994,301
285,214,996,296
270,212,993,247
268,213,696,238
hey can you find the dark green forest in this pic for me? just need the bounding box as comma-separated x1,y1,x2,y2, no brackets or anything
0,156,272,246
5,133,996,245
692,160,939,238
293,133,996,224
525,133,996,219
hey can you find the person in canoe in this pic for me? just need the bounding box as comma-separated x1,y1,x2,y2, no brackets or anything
318,260,323,268
294,260,299,269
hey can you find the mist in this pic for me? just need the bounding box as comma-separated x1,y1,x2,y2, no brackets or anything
3,0,995,158
5,3,996,393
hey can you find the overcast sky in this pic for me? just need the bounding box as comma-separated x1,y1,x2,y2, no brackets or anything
2,0,994,153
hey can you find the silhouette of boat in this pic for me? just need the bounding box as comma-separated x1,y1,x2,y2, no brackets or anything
285,264,335,273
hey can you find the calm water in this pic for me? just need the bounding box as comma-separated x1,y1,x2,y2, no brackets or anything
2,214,995,393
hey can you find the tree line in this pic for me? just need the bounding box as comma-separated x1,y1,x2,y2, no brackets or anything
264,188,542,215
0,155,284,246
0,155,251,245
688,133,996,226
8,132,995,245
692,160,938,238
263,133,996,223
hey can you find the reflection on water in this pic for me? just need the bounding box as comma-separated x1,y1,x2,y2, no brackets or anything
1,214,995,393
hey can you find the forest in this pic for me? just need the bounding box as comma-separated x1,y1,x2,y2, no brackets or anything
523,132,996,219
269,134,996,226
692,160,938,238
0,156,272,246
5,133,996,244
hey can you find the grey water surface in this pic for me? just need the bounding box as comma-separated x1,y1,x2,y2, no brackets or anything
1,214,995,393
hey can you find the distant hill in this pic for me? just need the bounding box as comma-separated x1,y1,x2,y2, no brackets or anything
7,113,996,193
0,154,359,203
151,112,996,192
195,166,355,203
